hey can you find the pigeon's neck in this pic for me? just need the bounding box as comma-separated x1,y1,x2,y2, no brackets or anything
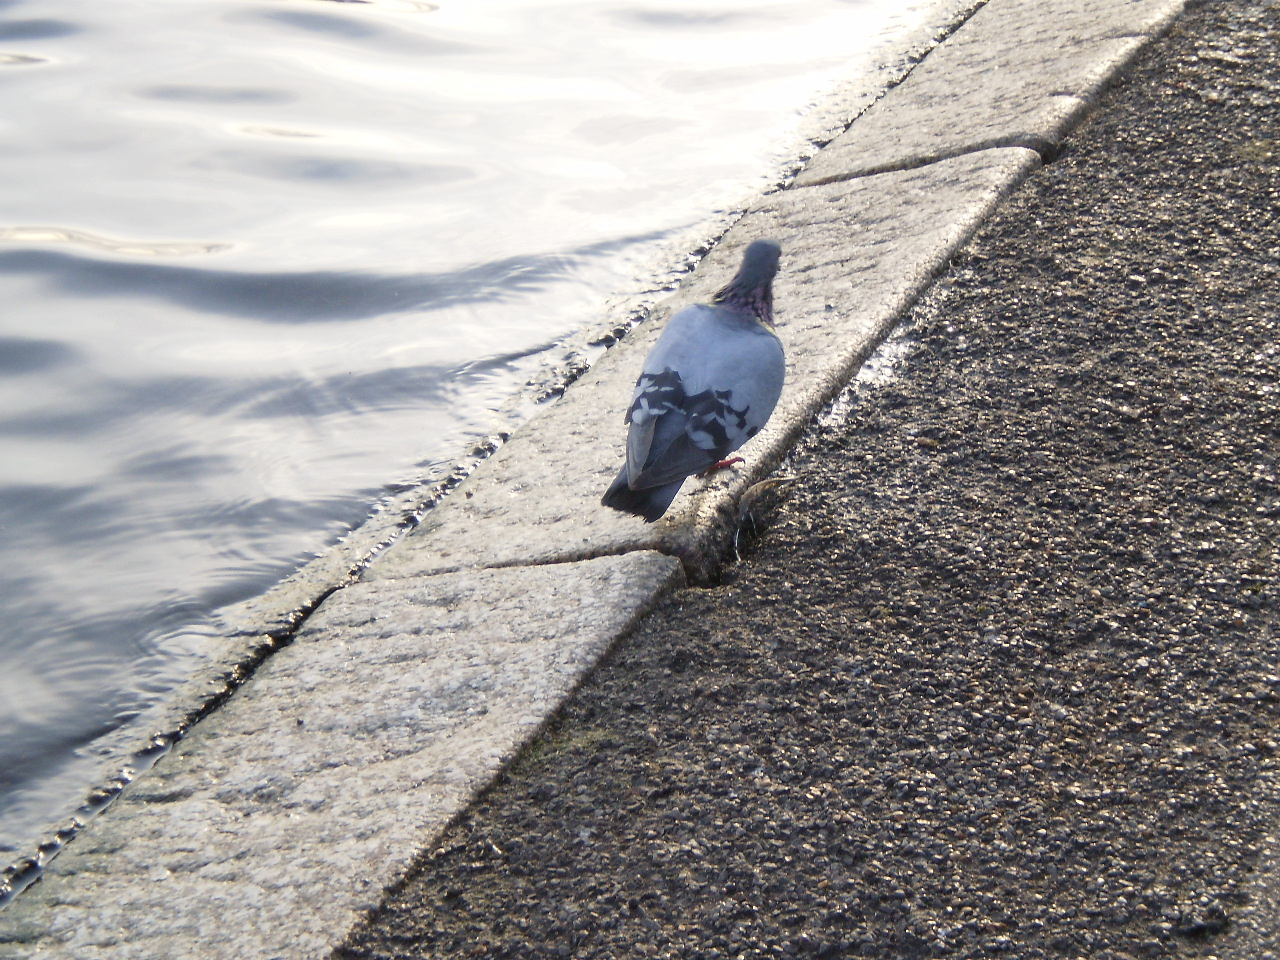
712,280,775,329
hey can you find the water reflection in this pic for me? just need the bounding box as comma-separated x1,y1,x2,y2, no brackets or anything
297,0,440,10
0,245,605,320
0,225,230,256
0,337,77,375
0,53,48,66
0,19,80,41
142,84,297,104
265,9,386,38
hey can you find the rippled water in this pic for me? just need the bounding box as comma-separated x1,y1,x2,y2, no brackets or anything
0,0,961,859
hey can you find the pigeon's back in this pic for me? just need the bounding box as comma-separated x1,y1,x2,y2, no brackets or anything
640,302,784,419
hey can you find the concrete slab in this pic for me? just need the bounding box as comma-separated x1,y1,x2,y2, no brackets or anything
794,0,1189,186
0,552,683,960
364,148,1041,584
1221,820,1280,959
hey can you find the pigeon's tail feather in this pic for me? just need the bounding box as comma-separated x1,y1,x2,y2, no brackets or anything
601,469,685,522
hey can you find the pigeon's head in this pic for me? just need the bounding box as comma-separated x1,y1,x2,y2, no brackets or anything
714,238,782,325
737,239,782,285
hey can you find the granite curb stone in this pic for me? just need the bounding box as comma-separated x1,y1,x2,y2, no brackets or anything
0,554,683,959
796,0,1189,186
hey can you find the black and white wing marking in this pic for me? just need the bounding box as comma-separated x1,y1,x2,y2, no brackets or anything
625,368,765,487
622,304,784,490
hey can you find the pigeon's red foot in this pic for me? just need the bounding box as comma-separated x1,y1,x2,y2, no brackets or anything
699,456,745,477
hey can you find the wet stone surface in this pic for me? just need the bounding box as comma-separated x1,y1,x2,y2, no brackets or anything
337,2,1280,958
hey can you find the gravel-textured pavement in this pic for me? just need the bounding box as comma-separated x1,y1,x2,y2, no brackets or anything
337,2,1280,957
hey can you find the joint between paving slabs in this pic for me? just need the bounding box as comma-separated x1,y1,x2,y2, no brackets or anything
792,133,1062,189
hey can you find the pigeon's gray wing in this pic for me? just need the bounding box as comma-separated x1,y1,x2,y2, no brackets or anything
624,304,784,490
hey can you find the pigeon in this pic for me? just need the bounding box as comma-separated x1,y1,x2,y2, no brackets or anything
601,239,786,522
